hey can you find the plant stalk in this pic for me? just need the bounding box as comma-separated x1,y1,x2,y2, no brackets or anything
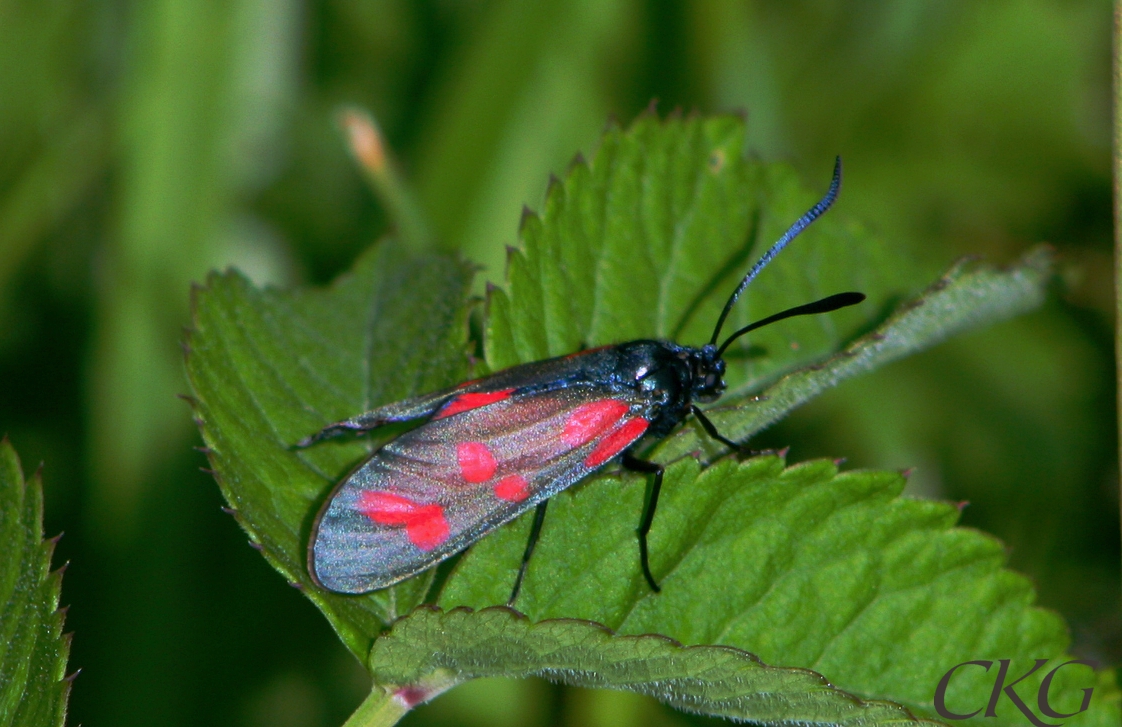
339,107,433,252
341,687,409,727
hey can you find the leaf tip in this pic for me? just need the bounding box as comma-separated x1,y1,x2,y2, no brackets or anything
188,279,209,314
504,245,522,276
518,205,537,231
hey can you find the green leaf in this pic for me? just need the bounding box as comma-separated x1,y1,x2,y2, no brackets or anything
185,114,1118,726
459,115,1114,722
185,243,476,658
368,606,939,726
0,439,71,727
484,112,920,391
655,246,1057,463
443,456,1118,725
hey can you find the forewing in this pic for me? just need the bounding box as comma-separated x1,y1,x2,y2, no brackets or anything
310,383,654,593
297,347,613,446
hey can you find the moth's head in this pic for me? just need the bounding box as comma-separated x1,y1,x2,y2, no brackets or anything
690,345,726,403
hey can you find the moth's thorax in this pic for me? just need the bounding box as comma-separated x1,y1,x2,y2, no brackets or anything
610,340,727,435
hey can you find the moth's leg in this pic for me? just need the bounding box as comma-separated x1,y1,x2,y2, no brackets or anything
690,405,770,456
508,500,549,606
622,451,664,593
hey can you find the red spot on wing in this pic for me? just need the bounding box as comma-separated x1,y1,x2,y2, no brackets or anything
404,514,451,552
356,491,450,551
457,441,497,483
563,400,629,447
434,388,514,419
494,474,529,502
585,418,649,468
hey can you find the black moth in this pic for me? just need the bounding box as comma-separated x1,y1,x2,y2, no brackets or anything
298,157,863,604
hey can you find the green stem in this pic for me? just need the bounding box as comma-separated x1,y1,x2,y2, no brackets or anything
339,107,433,252
341,671,462,727
341,687,409,727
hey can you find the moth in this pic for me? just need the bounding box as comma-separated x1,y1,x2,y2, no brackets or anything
298,158,862,603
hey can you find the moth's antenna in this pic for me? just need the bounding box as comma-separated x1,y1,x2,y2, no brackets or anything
709,156,842,347
715,292,865,358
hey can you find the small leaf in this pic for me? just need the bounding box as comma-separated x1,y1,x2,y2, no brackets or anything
656,246,1057,462
185,243,476,658
369,606,940,726
0,439,71,727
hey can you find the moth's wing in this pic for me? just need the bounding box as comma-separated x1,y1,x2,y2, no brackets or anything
295,387,460,447
295,348,612,447
309,382,655,593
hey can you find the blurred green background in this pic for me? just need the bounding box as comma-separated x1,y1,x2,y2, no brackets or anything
1,1,1117,725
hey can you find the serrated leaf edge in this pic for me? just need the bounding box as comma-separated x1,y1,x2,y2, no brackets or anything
0,438,73,727
368,604,945,727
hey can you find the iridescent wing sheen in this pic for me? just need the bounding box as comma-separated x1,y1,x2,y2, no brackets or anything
309,382,655,593
295,346,614,447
